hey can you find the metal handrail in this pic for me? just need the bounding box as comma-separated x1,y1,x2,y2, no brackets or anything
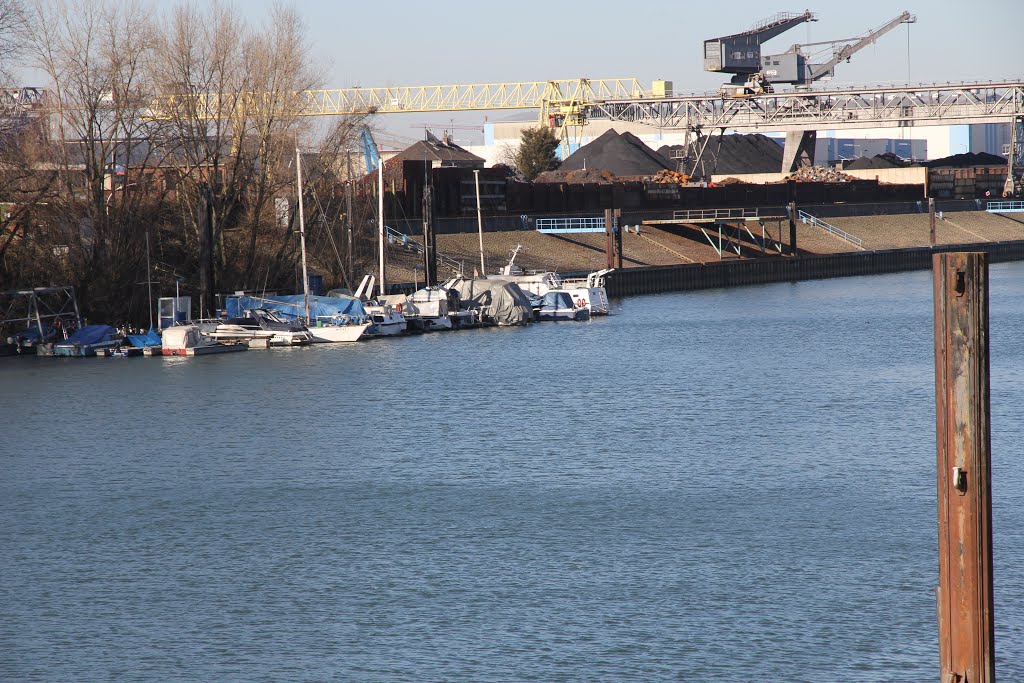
797,210,864,247
673,208,760,221
536,216,606,232
986,200,1024,212
386,226,463,273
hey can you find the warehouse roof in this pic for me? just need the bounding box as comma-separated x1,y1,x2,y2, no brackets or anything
390,130,483,166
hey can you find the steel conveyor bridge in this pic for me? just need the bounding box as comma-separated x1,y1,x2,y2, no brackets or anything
18,79,1023,133
145,79,1023,133
588,81,1024,133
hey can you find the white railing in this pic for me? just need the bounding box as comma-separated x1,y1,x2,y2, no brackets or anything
797,210,865,247
986,200,1024,213
673,208,761,221
535,216,606,233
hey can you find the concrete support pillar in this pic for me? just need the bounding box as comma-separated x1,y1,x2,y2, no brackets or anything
782,130,817,172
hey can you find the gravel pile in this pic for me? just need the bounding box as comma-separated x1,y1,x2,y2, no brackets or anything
785,166,857,182
534,168,617,184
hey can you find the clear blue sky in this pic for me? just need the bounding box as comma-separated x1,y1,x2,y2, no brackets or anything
15,0,1023,146
234,0,1023,144
242,0,1022,89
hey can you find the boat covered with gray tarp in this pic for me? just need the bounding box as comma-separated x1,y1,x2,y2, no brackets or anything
445,277,534,326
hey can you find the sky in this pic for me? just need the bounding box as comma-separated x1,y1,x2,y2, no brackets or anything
235,0,1024,145
248,0,1023,88
13,0,1024,147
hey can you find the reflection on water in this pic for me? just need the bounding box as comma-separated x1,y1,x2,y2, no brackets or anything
2,263,1023,681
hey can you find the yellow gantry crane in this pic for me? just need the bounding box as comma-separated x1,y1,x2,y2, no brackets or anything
149,78,649,152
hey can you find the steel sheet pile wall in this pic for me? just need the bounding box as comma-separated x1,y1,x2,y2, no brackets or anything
605,242,1024,297
382,163,924,224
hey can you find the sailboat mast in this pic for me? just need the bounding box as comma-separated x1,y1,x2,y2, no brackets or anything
378,161,385,299
145,229,154,330
474,169,485,274
296,147,311,324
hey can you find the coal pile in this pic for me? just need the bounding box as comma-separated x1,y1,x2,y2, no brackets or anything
657,133,784,177
557,129,672,177
844,152,916,170
925,152,1007,168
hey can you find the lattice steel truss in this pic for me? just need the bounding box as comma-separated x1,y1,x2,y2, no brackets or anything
147,78,646,119
589,81,1024,133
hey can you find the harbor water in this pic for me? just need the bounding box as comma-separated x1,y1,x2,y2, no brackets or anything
3,263,1024,681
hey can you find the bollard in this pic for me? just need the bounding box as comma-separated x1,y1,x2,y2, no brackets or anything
933,252,995,683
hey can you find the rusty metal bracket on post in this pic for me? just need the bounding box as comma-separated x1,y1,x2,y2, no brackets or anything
933,252,996,683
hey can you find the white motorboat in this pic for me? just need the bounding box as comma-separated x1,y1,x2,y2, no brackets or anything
403,287,456,331
306,316,372,343
364,302,407,336
333,283,406,337
538,291,590,321
199,309,314,346
161,325,248,356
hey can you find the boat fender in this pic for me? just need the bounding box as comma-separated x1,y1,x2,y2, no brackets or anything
396,303,402,313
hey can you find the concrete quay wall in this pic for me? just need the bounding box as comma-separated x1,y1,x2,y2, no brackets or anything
605,241,1024,297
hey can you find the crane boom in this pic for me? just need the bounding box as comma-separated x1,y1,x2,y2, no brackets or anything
756,10,916,88
804,11,916,82
358,127,380,173
148,78,646,119
146,78,647,156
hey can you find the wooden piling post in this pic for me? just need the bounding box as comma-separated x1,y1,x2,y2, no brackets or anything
933,252,995,683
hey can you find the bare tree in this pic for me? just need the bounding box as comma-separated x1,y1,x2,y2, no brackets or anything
150,1,325,313
20,0,162,319
6,0,352,320
0,0,26,85
299,113,376,290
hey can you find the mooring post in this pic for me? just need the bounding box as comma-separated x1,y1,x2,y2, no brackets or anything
930,198,937,246
605,208,614,270
933,252,995,683
788,201,798,256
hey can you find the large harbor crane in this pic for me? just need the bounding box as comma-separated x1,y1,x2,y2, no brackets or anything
705,10,915,95
703,11,817,86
